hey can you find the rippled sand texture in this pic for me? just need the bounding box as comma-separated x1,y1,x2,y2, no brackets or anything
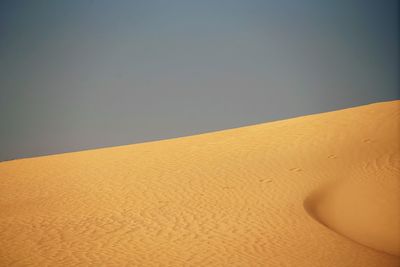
0,100,399,266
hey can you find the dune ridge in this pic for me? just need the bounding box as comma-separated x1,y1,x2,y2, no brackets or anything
0,100,399,266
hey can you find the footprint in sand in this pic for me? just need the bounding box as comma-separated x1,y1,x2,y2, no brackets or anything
327,154,338,159
223,186,234,190
289,167,303,172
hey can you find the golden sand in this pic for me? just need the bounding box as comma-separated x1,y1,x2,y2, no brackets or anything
0,101,399,266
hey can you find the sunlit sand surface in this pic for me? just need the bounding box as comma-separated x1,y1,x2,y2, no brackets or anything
0,101,399,266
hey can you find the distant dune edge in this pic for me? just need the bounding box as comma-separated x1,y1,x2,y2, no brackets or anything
0,100,399,266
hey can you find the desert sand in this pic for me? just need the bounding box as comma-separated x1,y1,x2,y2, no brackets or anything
0,100,399,266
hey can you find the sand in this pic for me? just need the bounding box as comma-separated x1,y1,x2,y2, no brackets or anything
0,100,399,266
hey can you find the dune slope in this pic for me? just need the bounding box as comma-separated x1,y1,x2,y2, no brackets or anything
0,101,399,266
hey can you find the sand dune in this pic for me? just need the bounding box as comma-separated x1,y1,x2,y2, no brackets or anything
0,100,399,266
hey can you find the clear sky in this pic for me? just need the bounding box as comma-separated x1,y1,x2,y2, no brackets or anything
0,0,398,161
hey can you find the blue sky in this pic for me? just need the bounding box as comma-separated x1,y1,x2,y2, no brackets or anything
0,0,398,160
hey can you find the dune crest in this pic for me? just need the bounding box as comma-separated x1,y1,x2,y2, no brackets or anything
304,160,400,256
0,100,399,266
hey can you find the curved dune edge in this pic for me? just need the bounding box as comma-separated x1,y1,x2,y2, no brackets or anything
304,167,400,256
0,100,399,266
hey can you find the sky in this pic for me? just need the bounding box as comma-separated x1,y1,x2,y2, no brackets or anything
0,0,398,161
